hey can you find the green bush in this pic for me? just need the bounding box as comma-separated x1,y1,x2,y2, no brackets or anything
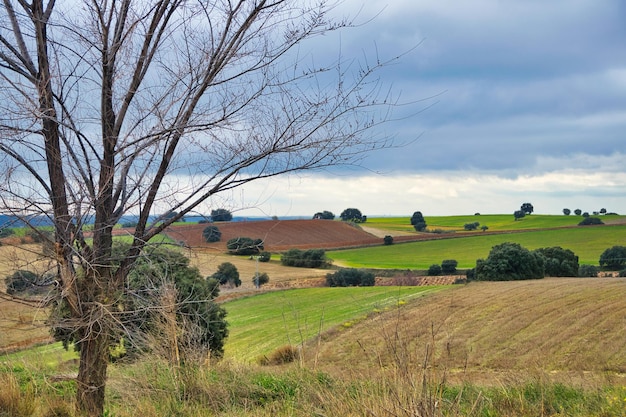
5,270,40,294
383,235,393,245
326,268,375,287
441,259,458,274
281,249,330,268
0,227,15,238
258,251,271,262
599,245,626,270
252,272,270,288
427,264,442,276
227,237,264,255
475,242,544,281
212,262,241,287
202,225,221,242
618,269,626,277
578,264,599,277
534,246,579,277
578,217,604,226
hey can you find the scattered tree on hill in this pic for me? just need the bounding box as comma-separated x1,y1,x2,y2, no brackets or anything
582,212,590,217
521,203,534,215
578,217,604,226
599,246,626,270
211,209,233,222
441,259,458,274
202,225,222,243
410,211,427,232
340,208,366,223
563,208,571,216
227,237,264,255
464,222,479,231
212,262,241,287
326,268,375,287
0,0,412,412
534,246,579,277
281,249,331,268
258,252,272,262
383,235,394,245
475,242,545,281
481,225,489,232
600,208,607,215
513,210,526,221
574,209,582,215
313,211,335,220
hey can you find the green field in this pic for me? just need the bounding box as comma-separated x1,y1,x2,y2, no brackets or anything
223,286,441,361
329,224,626,269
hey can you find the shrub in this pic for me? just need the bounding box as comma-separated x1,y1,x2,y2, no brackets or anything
619,269,626,277
340,208,365,223
578,264,599,277
599,245,626,270
227,237,263,255
326,268,375,287
427,264,442,276
281,249,330,268
463,222,479,231
0,227,15,238
258,251,271,262
410,211,427,232
466,268,476,280
313,210,335,220
212,262,241,287
252,272,270,288
202,225,221,242
258,345,300,366
441,259,458,274
383,235,394,245
211,208,233,222
5,270,40,294
534,246,579,277
578,217,604,226
475,242,544,281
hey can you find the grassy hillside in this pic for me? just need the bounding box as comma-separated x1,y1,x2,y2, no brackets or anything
328,224,626,269
223,286,441,361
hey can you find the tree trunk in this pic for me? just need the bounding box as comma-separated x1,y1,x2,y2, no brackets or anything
76,324,110,416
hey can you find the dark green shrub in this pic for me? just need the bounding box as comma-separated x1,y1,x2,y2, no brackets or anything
578,264,599,277
599,245,626,270
466,268,476,280
428,264,442,276
475,242,544,281
5,270,40,294
258,251,271,262
227,237,264,255
202,225,221,242
383,235,393,245
534,246,579,277
326,268,375,287
0,227,15,238
578,217,604,226
463,222,479,231
618,269,626,277
211,208,232,222
212,262,241,287
410,211,427,232
252,272,270,287
340,208,365,223
281,249,330,268
441,259,458,274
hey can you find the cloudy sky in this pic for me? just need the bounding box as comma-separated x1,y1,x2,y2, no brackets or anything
236,0,626,218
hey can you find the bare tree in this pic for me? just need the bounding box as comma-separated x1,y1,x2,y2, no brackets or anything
0,1,404,415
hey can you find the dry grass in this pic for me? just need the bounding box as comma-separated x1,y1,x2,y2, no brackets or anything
305,278,626,388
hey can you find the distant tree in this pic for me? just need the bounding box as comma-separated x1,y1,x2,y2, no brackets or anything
211,209,233,222
521,203,534,215
563,208,571,216
253,272,270,288
481,225,489,232
599,246,626,270
574,209,582,216
582,212,589,218
600,208,607,215
441,259,458,274
212,262,241,287
226,237,264,255
578,217,604,226
340,208,365,223
383,235,394,245
464,222,479,231
281,249,330,268
475,242,544,281
578,264,599,277
326,269,375,287
428,264,442,276
410,211,427,232
5,270,40,294
513,210,526,221
534,247,579,277
202,225,222,243
313,211,335,220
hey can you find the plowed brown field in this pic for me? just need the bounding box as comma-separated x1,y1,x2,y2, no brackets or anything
166,219,385,251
